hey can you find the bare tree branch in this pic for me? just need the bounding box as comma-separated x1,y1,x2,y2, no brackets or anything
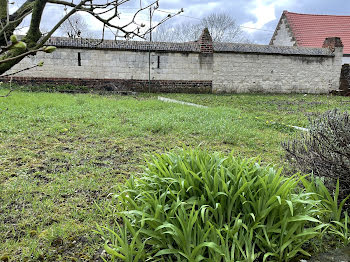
0,47,45,64
151,12,249,43
0,0,36,46
0,76,13,97
1,62,43,77
0,0,183,75
0,88,13,97
59,12,95,38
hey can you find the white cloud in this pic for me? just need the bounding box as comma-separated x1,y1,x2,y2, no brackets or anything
241,0,294,34
10,0,348,43
184,1,220,18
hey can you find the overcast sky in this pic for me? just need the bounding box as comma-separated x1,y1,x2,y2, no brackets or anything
159,0,350,44
11,0,350,44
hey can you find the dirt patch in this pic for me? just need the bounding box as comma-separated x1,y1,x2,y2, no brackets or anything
308,247,350,262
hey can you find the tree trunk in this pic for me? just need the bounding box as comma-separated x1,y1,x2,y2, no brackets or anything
0,0,7,20
0,0,47,75
0,0,36,46
24,0,47,48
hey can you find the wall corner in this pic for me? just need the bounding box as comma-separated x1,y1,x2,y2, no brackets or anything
323,37,344,92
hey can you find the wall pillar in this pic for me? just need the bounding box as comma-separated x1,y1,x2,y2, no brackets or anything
323,37,343,92
198,28,213,54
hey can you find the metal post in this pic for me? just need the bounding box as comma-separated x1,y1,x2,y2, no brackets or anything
148,7,152,93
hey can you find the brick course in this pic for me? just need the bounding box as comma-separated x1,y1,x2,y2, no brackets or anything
0,76,212,93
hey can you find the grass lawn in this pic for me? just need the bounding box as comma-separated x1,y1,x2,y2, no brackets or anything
1,89,349,261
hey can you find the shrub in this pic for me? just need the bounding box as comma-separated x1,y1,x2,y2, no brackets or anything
282,109,350,201
97,149,332,262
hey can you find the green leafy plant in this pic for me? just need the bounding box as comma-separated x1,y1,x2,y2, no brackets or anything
97,149,332,261
96,216,149,262
301,176,350,245
329,211,350,245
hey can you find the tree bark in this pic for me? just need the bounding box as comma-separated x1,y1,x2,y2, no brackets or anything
0,0,7,20
0,0,36,46
0,53,25,74
0,0,48,74
24,0,47,48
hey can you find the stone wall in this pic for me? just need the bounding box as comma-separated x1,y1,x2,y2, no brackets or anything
8,49,213,81
269,17,296,47
1,31,344,94
213,41,343,93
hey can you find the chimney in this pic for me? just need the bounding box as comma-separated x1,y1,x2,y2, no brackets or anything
323,37,343,51
198,28,213,54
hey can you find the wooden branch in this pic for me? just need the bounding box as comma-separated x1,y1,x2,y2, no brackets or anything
0,88,13,97
0,76,13,98
35,0,87,48
120,0,158,30
0,0,7,20
0,0,36,46
0,19,8,46
25,0,48,47
47,0,76,7
46,0,181,39
47,0,129,9
0,10,32,37
0,0,183,74
1,63,42,77
0,47,44,64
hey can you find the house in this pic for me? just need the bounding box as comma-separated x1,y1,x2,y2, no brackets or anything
270,11,350,64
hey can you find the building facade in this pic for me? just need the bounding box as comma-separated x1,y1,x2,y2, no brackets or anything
270,11,350,64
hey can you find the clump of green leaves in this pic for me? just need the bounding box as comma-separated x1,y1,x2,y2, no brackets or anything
301,176,350,246
97,149,338,261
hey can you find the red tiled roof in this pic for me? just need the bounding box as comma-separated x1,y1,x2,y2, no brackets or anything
284,11,350,53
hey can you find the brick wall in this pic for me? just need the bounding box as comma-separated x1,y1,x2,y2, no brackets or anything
198,28,213,54
0,77,212,93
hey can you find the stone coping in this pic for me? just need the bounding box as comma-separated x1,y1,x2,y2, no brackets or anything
46,37,200,52
46,37,335,56
213,42,335,56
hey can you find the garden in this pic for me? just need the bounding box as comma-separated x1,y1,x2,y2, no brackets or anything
1,88,350,261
